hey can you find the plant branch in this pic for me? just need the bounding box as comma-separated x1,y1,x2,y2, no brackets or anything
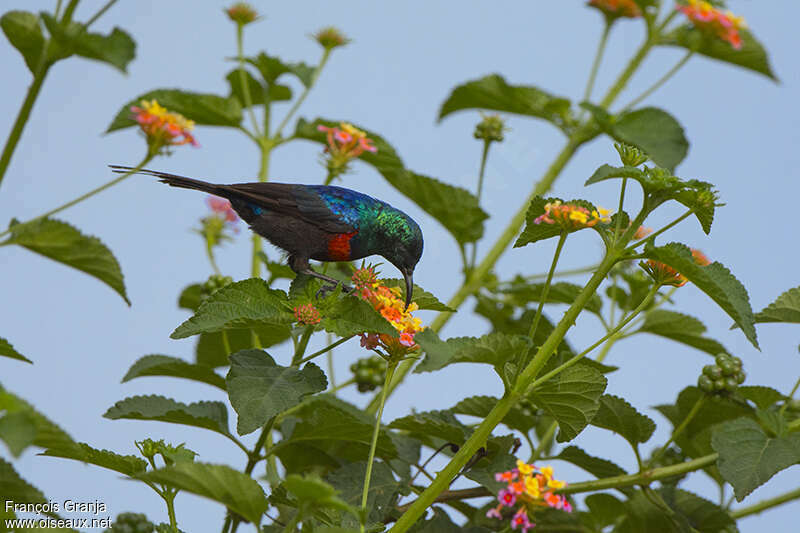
528,231,568,340
297,335,353,365
621,51,693,112
649,395,705,467
84,0,119,30
730,487,800,519
627,209,693,252
583,22,611,104
236,25,261,137
275,49,331,137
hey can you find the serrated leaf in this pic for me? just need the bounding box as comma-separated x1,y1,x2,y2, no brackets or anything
498,280,603,316
40,442,146,476
381,279,454,312
320,295,398,338
283,474,356,515
615,488,736,533
388,410,469,444
103,395,230,436
585,164,647,186
0,336,31,364
137,462,268,525
591,394,655,447
450,395,538,434
0,458,47,513
637,310,728,356
644,242,758,348
325,462,400,527
3,218,129,304
437,74,572,131
225,69,292,107
414,330,532,377
0,387,76,455
171,278,293,338
661,26,777,81
530,363,608,442
122,355,226,390
106,89,242,132
1,11,44,73
226,349,327,435
0,412,36,457
738,386,785,410
712,417,800,501
196,325,292,368
609,107,688,170
557,445,627,480
39,13,135,73
754,285,800,324
293,118,487,244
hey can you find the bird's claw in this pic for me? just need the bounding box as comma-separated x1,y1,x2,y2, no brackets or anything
315,282,354,300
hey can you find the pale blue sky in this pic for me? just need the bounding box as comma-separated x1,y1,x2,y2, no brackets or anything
2,1,798,531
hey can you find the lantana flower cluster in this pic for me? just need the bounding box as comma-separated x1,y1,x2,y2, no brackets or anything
294,303,322,326
486,460,572,532
640,248,711,288
131,99,198,154
587,0,642,19
198,196,239,250
317,122,377,178
352,266,424,357
677,0,746,49
534,200,611,232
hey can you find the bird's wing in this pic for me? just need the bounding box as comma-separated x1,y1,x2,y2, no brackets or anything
227,182,357,233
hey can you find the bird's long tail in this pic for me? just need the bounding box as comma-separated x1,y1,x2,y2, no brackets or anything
109,165,224,196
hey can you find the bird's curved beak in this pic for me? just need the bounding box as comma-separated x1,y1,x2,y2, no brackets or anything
403,269,414,311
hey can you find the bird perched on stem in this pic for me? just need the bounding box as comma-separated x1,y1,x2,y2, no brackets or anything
110,166,423,309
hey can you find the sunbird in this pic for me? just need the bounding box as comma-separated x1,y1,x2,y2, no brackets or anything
110,166,423,308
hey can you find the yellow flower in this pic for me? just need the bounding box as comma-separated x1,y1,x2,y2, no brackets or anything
516,460,534,476
534,200,611,231
130,99,198,154
523,475,540,498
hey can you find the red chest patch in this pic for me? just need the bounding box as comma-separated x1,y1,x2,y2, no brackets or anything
327,231,358,261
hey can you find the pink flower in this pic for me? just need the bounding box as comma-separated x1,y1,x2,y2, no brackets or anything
486,507,503,520
511,507,534,532
398,332,415,347
498,488,516,507
207,197,238,223
677,0,746,49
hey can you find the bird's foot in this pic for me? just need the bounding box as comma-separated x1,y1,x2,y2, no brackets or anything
315,281,354,300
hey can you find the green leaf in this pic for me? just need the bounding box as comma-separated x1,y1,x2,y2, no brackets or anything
388,410,469,445
1,11,44,73
226,349,327,435
637,310,728,356
556,445,627,480
498,279,603,316
585,164,648,187
325,462,400,527
2,218,129,304
711,417,800,501
514,196,609,248
462,448,517,494
738,386,785,410
661,26,777,81
178,283,204,311
195,324,291,368
40,442,146,476
283,474,356,515
414,330,532,378
585,493,626,529
225,69,292,106
103,396,230,436
381,279,455,312
0,336,31,364
106,89,243,132
171,279,293,339
320,295,398,338
438,74,572,131
293,118,487,244
0,387,76,455
615,488,736,533
137,462,268,525
246,52,313,87
608,107,688,170
530,363,608,442
122,355,226,389
0,458,48,514
643,242,758,348
450,395,538,434
591,394,656,447
754,285,800,324
39,13,135,73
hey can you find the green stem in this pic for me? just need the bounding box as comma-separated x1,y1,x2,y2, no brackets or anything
326,332,336,391
329,377,356,394
54,0,64,18
0,155,151,240
291,327,314,366
469,139,492,270
297,335,353,365
236,24,261,136
206,238,222,276
165,492,177,528
0,59,50,192
531,421,557,462
389,253,620,532
500,262,601,284
649,395,705,467
361,361,397,532
730,487,800,519
599,34,656,109
84,0,118,29
613,178,628,246
372,134,590,413
583,22,611,104
221,331,232,357
627,209,693,252
528,285,658,392
528,231,568,340
621,51,693,112
274,49,331,137
779,375,800,418
281,509,302,533
250,146,271,277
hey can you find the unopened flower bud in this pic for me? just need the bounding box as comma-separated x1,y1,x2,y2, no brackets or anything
614,142,648,166
474,114,508,143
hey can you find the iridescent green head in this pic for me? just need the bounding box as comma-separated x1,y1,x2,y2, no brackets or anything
375,207,423,309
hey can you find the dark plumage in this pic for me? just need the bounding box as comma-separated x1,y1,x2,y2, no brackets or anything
110,166,423,308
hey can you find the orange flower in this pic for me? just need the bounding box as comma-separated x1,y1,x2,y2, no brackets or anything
692,248,711,266
588,0,641,18
677,0,746,49
294,303,321,325
640,259,688,287
633,226,653,240
131,100,198,153
534,200,610,231
487,461,571,528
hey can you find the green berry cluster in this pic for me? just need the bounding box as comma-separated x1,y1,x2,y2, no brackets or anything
697,353,745,394
103,513,154,533
473,114,507,143
200,274,233,300
350,356,386,392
